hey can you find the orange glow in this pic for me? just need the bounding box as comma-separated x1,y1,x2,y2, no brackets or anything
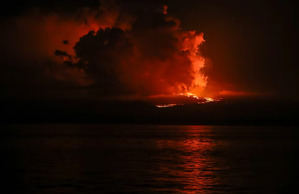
218,90,258,97
180,93,219,104
181,31,207,96
13,4,213,98
155,126,218,193
153,93,219,108
204,97,215,102
155,104,178,108
182,92,201,100
15,13,104,61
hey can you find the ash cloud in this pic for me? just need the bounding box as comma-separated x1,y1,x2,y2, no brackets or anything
1,0,207,99
63,1,207,97
70,15,196,96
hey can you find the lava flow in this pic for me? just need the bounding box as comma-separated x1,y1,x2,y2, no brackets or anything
153,93,219,108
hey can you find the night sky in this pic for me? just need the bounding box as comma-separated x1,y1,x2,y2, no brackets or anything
0,0,298,123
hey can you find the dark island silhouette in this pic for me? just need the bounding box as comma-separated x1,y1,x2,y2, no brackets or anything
1,96,298,125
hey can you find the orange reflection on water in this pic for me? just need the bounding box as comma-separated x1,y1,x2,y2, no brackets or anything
155,126,218,193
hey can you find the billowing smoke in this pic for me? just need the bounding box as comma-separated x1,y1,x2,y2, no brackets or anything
1,1,207,98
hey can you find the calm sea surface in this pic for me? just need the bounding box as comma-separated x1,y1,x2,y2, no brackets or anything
0,125,298,193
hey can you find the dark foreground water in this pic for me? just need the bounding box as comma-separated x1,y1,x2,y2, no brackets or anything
0,125,298,193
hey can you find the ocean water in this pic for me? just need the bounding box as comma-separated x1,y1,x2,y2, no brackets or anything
0,124,298,193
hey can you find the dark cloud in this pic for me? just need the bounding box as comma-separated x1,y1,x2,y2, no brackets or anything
55,50,71,58
73,28,132,95
70,12,201,96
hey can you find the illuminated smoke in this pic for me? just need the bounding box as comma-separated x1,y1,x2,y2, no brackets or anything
181,31,207,96
3,2,208,98
65,3,208,97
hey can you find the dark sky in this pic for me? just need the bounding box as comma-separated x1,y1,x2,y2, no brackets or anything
0,0,298,101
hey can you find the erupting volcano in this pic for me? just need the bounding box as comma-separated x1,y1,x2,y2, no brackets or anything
44,2,212,105
0,0,297,126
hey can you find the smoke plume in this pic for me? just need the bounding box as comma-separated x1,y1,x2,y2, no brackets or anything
1,0,207,98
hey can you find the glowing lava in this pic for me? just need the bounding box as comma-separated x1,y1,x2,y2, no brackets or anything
180,92,200,100
204,97,215,102
155,104,178,108
155,93,218,108
180,92,217,103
